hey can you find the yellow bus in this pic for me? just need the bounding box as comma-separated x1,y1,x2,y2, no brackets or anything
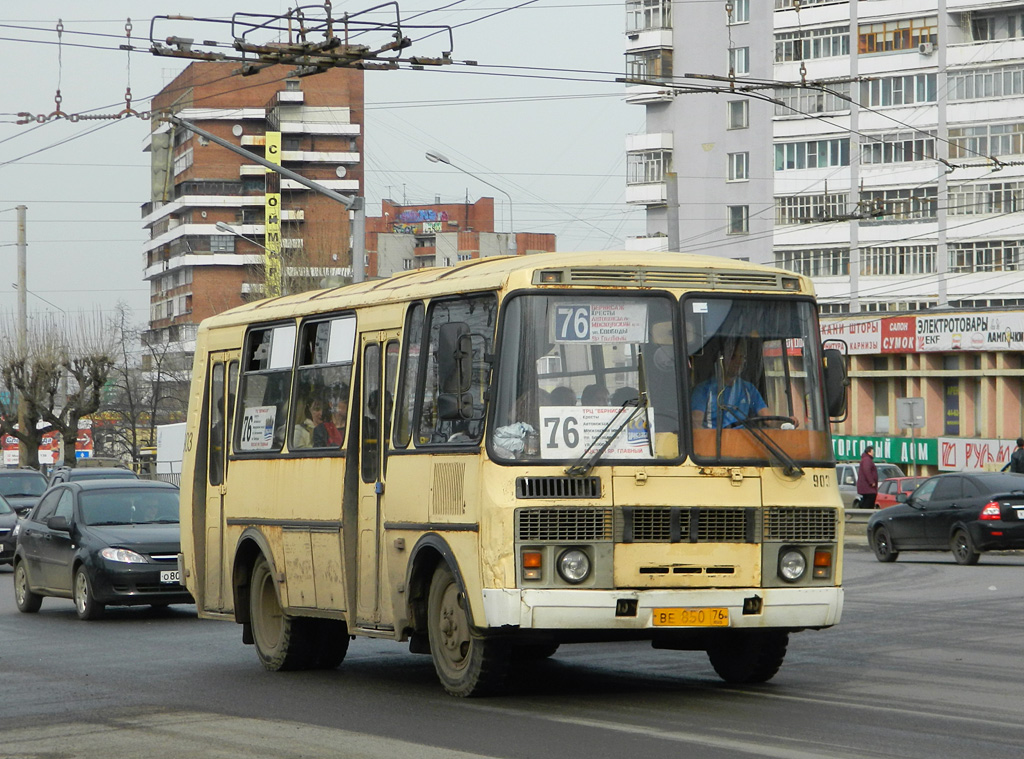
180,250,848,696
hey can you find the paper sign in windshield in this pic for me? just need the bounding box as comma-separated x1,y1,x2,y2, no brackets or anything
538,406,655,459
552,303,648,343
238,406,277,451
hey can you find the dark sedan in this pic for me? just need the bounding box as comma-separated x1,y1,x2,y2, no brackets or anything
12,480,193,619
0,494,18,565
0,468,48,516
868,471,1024,564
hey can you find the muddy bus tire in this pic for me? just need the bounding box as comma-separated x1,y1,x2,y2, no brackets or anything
427,563,510,697
250,554,316,671
707,630,789,684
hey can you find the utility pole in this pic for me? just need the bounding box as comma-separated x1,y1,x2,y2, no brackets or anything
16,205,28,466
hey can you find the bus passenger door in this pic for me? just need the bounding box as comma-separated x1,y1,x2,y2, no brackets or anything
204,352,238,612
355,333,400,629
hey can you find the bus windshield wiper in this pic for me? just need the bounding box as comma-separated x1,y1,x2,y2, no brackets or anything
719,404,804,478
566,351,653,478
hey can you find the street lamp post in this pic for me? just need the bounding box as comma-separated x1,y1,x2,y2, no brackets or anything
425,151,516,254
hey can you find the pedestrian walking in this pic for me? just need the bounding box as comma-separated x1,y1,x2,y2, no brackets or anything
1003,437,1024,473
856,444,879,509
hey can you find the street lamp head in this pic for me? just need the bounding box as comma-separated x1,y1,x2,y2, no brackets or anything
425,150,451,165
215,221,235,233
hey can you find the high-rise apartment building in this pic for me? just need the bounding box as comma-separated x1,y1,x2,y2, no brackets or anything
624,0,1024,314
142,62,363,355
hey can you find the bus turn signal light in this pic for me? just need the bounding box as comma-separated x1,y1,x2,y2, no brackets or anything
522,551,542,580
813,548,832,579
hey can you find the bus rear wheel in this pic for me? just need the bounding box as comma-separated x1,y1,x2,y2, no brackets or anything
707,630,789,684
426,563,510,697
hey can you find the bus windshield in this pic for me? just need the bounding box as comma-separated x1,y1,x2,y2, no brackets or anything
684,295,832,466
491,293,682,464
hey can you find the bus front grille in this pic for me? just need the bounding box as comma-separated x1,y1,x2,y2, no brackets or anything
516,476,601,499
516,508,614,542
619,507,755,543
764,507,838,542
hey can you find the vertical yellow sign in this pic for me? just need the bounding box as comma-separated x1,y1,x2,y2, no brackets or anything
265,131,282,297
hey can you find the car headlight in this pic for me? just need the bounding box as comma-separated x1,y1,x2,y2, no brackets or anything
778,548,807,582
12,522,20,538
100,547,148,564
557,548,591,584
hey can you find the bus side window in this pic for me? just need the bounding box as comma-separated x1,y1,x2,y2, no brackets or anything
362,343,381,482
292,315,355,453
235,324,295,454
415,294,496,446
394,302,424,449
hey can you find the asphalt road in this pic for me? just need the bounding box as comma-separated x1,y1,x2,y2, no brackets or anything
1,547,1022,759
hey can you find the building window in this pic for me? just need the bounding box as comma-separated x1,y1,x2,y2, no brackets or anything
775,26,849,62
774,138,850,170
626,48,673,82
949,180,1024,215
775,193,849,225
210,235,235,253
285,78,301,91
858,17,938,55
774,83,851,116
861,131,936,165
627,150,671,184
949,123,1024,160
950,64,1024,101
859,74,937,108
775,0,837,7
728,100,749,129
774,247,850,277
728,46,749,75
727,205,749,234
860,187,937,222
172,147,193,177
728,0,749,24
860,245,936,276
626,0,671,32
727,152,749,181
949,240,1023,272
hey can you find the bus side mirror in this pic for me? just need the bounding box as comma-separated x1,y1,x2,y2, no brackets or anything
437,322,473,420
822,347,848,421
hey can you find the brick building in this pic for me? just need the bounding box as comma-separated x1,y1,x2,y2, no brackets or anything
366,198,556,277
142,61,363,356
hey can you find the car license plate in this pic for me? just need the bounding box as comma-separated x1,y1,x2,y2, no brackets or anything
1016,508,1024,521
652,607,729,627
160,569,181,584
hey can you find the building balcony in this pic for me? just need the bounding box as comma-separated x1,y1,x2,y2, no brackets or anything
624,84,676,105
625,29,673,52
626,132,673,152
625,182,668,205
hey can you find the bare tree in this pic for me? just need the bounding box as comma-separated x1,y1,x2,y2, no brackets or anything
0,312,115,469
103,303,190,461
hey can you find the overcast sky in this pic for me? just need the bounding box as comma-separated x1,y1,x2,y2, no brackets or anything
0,0,644,327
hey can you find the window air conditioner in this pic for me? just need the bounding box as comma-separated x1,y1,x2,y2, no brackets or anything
918,42,935,55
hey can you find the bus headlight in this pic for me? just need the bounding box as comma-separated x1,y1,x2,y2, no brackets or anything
778,548,807,582
557,549,591,584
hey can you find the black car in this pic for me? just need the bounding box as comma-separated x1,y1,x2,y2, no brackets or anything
12,480,193,619
0,494,18,565
0,468,48,516
867,471,1024,564
46,464,138,488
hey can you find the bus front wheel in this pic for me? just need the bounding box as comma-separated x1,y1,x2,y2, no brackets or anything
426,563,510,697
707,630,789,684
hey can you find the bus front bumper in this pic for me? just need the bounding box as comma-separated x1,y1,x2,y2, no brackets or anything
480,586,843,631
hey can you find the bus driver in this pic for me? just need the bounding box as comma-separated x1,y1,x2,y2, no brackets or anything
691,340,772,429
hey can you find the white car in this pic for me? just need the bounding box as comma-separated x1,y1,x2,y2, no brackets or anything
836,461,906,508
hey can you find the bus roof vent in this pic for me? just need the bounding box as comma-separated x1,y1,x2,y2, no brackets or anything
515,476,601,499
536,267,787,291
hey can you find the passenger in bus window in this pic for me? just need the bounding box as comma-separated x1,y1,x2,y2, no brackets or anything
314,393,345,447
293,396,323,449
581,384,610,406
611,386,638,407
550,386,576,405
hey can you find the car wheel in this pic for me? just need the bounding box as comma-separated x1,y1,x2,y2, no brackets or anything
13,561,42,613
427,563,510,697
707,630,789,684
951,529,980,565
73,567,105,620
870,526,899,563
